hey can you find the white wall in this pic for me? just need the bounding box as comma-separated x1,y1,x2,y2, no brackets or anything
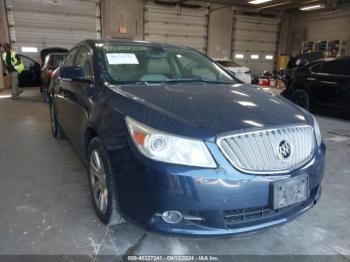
0,0,10,90
286,4,350,56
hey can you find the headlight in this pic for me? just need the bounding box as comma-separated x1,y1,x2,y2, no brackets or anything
312,115,322,147
125,116,217,168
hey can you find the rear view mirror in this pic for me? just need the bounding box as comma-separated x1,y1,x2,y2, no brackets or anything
60,66,91,82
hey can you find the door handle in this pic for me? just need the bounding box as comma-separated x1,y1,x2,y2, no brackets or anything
307,77,317,81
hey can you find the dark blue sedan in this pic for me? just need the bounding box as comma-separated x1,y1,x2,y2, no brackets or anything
49,40,325,236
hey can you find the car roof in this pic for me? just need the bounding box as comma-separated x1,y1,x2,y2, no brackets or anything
309,56,350,65
40,47,68,61
77,39,195,51
47,52,66,57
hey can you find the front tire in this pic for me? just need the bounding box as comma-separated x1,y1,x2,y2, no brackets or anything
88,137,125,225
290,89,311,111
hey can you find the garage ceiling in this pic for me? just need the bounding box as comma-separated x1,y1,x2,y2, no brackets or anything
195,0,350,12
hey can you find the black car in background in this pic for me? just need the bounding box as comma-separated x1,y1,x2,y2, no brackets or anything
40,48,68,96
40,53,66,94
7,47,67,89
278,52,325,86
287,52,325,70
283,57,350,113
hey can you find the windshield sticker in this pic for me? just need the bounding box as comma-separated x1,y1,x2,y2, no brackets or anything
106,53,139,65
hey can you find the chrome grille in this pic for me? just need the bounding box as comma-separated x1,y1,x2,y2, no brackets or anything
217,125,315,174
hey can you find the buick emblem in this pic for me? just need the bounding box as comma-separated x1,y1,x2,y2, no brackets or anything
278,140,292,161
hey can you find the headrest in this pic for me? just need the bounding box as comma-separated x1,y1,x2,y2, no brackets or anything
146,58,170,75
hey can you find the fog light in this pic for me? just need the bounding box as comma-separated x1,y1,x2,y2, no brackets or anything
162,211,183,224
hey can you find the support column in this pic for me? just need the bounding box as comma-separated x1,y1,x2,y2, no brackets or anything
277,14,290,55
0,0,10,91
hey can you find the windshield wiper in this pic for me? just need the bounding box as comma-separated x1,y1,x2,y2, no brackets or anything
113,81,147,85
165,78,234,84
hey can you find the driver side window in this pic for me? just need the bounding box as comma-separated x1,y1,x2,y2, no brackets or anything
75,47,93,79
309,63,322,73
64,49,78,67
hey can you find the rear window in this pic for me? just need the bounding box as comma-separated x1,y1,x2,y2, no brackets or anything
49,55,65,68
43,54,65,69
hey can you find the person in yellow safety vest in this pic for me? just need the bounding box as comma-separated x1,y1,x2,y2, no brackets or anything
1,42,25,98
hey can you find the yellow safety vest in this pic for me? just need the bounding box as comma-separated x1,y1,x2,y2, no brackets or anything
2,50,25,73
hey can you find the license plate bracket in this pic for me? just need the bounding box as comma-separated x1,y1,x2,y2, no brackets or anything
273,174,309,210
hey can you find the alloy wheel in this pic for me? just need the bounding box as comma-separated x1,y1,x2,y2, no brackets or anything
90,150,109,214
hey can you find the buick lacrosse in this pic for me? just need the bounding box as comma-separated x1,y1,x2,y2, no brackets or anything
49,40,325,236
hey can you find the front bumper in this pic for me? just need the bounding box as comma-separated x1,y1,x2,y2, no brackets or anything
110,142,326,237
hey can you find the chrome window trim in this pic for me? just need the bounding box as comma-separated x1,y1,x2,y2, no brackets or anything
216,124,316,175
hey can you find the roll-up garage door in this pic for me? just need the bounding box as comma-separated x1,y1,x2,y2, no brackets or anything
231,15,280,76
5,0,101,60
145,2,209,53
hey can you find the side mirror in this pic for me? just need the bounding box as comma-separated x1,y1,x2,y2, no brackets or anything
296,58,308,67
60,66,91,82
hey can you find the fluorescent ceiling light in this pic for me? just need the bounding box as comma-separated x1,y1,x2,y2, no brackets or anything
235,54,244,59
251,54,259,59
299,4,325,11
231,90,249,97
265,55,274,60
237,101,257,107
243,120,264,127
249,0,273,5
21,47,38,53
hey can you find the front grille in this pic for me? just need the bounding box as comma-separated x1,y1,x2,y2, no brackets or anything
223,205,295,227
217,125,315,174
223,186,318,228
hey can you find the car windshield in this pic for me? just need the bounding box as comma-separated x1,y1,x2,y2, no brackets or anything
102,45,236,84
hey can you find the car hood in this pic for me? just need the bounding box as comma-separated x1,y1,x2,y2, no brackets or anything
111,83,312,139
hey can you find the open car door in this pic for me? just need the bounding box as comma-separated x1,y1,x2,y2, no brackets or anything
18,55,41,87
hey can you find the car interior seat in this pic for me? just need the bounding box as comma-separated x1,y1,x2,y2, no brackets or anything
140,58,171,81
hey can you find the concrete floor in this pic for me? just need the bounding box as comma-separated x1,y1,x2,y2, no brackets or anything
0,87,350,258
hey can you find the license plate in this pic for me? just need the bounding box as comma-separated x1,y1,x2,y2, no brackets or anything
273,174,309,210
